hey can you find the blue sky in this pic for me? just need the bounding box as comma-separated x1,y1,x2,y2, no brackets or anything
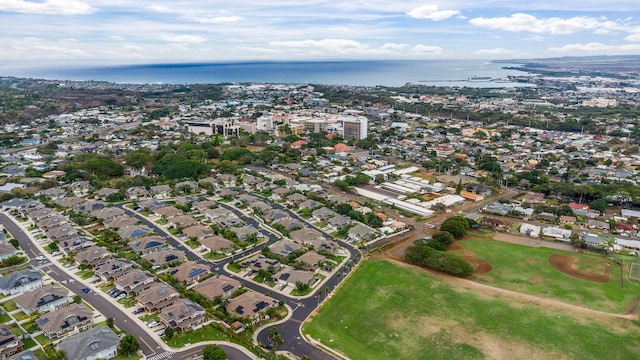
1,0,640,69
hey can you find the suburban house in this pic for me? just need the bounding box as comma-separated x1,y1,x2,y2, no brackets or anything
57,326,120,360
541,226,572,241
5,350,35,360
347,223,378,242
200,236,234,253
36,304,93,339
136,283,180,312
273,217,304,231
91,207,125,221
289,227,323,244
0,325,23,359
269,240,304,257
169,261,210,284
233,226,260,242
94,259,133,281
587,219,609,230
14,285,69,315
150,185,172,199
203,208,243,227
59,236,93,256
175,181,199,194
0,243,18,262
193,274,241,301
103,215,139,229
519,223,541,237
240,254,281,274
117,225,153,240
67,181,92,197
298,199,321,211
128,236,166,255
44,225,78,241
225,291,277,319
168,215,199,229
94,188,120,201
35,215,68,230
286,193,307,208
114,269,156,296
0,269,44,296
274,266,317,288
153,206,183,219
311,207,339,222
263,209,289,223
159,299,206,331
143,249,186,267
126,186,150,200
74,247,112,268
295,251,327,270
181,225,215,240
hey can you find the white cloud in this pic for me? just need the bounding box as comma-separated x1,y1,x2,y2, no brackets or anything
159,34,207,43
270,39,369,52
473,48,519,57
194,15,244,24
407,4,460,21
469,13,627,35
0,0,95,15
548,42,640,55
625,32,640,41
409,44,443,55
380,43,408,51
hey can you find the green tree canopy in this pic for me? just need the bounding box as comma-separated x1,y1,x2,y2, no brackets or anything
153,153,209,179
432,230,455,245
202,344,226,360
220,147,253,161
440,216,470,238
118,334,140,356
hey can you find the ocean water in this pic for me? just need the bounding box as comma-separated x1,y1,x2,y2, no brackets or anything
20,60,532,87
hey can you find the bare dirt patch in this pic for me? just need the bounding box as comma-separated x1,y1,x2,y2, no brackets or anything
462,256,492,274
548,254,609,283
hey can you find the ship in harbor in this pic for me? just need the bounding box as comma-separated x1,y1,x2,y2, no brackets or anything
468,76,492,81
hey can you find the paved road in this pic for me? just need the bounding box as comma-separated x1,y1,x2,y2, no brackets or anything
117,198,362,359
0,212,252,360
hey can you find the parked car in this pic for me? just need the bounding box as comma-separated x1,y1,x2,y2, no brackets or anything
147,321,159,328
115,293,127,300
132,308,144,315
157,329,165,336
82,286,91,293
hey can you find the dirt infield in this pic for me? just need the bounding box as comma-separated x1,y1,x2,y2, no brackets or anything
548,254,609,283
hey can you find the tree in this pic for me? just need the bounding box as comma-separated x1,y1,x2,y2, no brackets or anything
268,327,284,347
432,231,455,245
440,216,470,238
73,295,82,304
202,344,226,360
119,334,140,356
164,325,175,339
335,203,353,215
455,179,462,194
295,281,310,293
589,199,608,213
106,317,114,329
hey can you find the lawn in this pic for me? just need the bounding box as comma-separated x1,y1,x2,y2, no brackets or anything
2,300,17,312
304,259,640,360
165,324,245,348
458,239,640,313
22,337,37,349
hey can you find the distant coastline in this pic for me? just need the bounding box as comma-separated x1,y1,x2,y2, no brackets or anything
8,60,532,88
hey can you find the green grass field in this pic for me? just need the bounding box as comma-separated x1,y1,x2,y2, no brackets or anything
304,260,640,360
458,239,640,313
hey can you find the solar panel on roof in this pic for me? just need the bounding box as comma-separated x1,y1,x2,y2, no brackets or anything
222,284,234,292
189,268,206,278
235,306,244,315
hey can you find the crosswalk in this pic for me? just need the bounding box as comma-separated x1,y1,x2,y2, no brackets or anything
146,351,175,360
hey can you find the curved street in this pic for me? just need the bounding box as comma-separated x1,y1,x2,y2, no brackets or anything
0,212,254,360
115,196,362,359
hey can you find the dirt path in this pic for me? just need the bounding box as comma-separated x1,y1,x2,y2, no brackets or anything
389,259,638,321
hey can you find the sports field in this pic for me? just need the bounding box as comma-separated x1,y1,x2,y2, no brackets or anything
457,239,640,313
304,259,640,360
